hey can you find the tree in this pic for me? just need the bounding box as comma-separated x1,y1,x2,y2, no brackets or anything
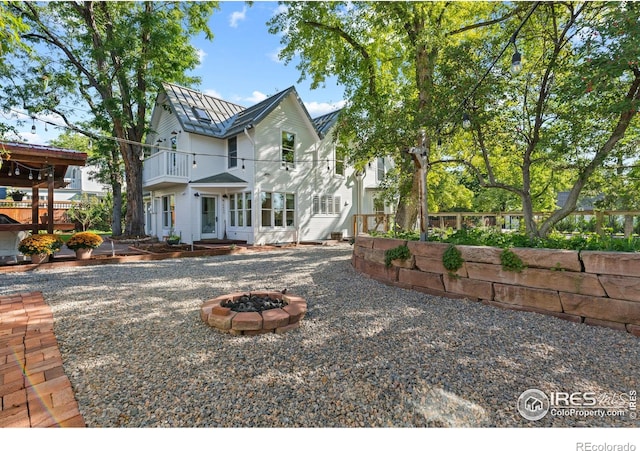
268,1,520,237
49,130,125,234
446,2,640,237
1,1,218,236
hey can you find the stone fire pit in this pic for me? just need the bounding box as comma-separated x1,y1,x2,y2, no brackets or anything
200,291,307,335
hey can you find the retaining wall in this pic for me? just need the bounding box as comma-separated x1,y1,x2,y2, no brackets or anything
351,236,640,337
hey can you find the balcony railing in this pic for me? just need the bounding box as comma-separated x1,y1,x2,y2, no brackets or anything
63,177,82,190
143,150,190,187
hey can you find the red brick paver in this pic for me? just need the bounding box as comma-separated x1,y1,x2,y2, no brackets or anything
0,292,85,427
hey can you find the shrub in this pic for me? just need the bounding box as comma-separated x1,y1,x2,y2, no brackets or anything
66,232,104,250
18,234,63,255
442,244,464,273
500,248,525,272
384,245,411,267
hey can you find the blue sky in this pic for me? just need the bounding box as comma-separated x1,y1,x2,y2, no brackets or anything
12,1,346,145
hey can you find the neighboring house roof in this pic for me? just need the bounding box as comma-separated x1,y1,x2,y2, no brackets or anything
556,191,604,210
159,81,337,140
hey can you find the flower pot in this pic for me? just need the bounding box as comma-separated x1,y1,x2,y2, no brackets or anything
11,194,24,201
75,248,93,260
30,254,49,264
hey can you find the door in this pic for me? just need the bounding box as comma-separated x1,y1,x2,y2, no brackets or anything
201,196,218,239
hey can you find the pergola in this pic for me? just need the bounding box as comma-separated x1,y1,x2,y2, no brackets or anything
0,141,87,234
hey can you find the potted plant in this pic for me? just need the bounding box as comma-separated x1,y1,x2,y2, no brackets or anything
66,231,103,260
166,230,180,245
18,233,63,264
9,190,26,201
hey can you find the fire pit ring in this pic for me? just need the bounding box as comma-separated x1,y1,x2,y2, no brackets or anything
200,291,307,335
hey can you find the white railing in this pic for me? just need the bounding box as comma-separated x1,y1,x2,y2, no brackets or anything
143,150,190,184
63,177,82,190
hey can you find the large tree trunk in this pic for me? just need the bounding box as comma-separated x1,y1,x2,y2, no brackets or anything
395,169,420,231
122,142,145,236
111,180,122,236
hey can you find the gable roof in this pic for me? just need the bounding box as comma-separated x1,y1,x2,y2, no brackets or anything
159,82,338,141
312,109,342,137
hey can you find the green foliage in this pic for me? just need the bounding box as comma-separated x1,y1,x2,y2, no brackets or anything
374,227,640,252
442,244,464,273
500,249,525,272
66,194,113,232
384,245,411,267
1,1,219,236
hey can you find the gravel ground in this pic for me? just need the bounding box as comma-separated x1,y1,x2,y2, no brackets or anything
1,244,638,427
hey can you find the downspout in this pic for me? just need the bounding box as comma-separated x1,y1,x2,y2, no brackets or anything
243,125,257,244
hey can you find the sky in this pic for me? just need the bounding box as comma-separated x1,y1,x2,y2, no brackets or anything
8,1,346,146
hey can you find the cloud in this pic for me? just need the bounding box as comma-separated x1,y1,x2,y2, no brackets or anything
229,6,247,28
196,48,207,66
304,100,347,117
244,91,268,103
203,88,223,99
267,47,283,63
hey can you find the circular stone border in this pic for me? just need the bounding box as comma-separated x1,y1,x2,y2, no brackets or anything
200,291,307,335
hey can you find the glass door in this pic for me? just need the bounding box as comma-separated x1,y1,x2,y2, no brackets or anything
201,196,217,238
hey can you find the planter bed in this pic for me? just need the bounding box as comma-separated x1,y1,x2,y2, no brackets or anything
352,236,640,337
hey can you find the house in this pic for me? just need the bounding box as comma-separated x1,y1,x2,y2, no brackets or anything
142,82,393,245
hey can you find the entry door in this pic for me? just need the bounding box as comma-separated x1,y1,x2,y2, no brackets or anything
201,196,218,239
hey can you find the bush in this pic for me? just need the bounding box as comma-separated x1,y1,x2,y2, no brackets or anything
373,228,640,252
384,245,410,267
442,244,464,272
18,234,63,255
66,232,104,250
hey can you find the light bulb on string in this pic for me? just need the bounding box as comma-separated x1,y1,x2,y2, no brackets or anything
37,171,42,181
31,117,36,134
462,113,471,129
241,159,245,170
511,48,522,75
29,170,33,180
15,166,20,176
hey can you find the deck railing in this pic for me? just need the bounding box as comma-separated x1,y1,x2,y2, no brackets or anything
142,150,190,184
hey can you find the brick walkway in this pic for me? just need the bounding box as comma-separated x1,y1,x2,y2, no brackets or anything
0,292,85,427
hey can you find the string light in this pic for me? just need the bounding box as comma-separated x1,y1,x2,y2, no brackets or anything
192,153,197,169
241,159,245,170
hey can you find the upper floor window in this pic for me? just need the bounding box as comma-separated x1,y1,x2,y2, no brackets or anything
335,145,346,176
192,106,211,123
228,136,237,169
377,157,385,181
281,131,295,169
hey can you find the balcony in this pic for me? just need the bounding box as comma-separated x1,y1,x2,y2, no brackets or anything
143,150,190,190
63,177,82,190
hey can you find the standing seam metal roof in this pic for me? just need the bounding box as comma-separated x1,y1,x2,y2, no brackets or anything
160,82,340,140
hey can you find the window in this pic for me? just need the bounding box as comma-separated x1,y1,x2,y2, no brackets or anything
281,131,295,169
377,157,385,181
192,106,211,123
312,195,342,215
335,145,346,176
261,191,295,227
228,136,237,169
162,195,175,228
261,192,272,227
230,193,251,227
